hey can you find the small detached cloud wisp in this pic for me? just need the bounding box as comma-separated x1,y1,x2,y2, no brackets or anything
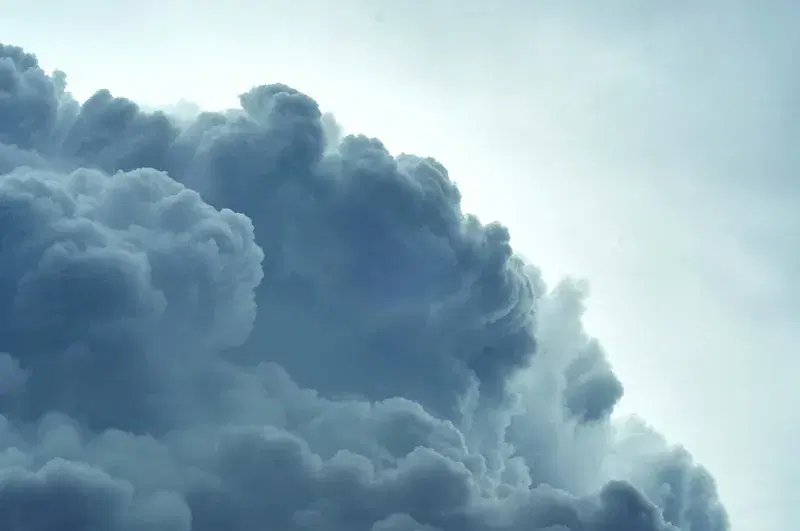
0,43,728,531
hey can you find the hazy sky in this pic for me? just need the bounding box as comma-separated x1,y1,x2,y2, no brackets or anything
2,1,798,529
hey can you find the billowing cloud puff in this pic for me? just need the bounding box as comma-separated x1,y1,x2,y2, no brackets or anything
0,43,728,531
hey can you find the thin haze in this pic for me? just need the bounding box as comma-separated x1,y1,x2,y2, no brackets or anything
1,1,798,530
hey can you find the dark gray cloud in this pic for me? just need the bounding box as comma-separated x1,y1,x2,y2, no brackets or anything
0,42,727,530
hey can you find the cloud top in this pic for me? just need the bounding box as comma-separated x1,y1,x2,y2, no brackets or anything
0,43,728,531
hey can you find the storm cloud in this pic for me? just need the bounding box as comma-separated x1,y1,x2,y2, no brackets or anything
0,43,728,531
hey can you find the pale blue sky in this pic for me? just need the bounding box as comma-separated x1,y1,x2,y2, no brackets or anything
3,1,798,529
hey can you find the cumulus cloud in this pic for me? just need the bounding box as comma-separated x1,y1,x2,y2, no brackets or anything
0,43,728,531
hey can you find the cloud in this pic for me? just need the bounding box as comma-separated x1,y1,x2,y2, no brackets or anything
0,42,727,530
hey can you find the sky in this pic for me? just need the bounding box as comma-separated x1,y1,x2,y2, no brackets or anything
1,1,798,530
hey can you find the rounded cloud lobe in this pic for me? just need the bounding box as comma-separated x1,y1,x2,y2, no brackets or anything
0,44,728,531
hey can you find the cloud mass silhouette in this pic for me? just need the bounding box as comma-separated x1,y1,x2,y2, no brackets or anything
0,43,728,531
